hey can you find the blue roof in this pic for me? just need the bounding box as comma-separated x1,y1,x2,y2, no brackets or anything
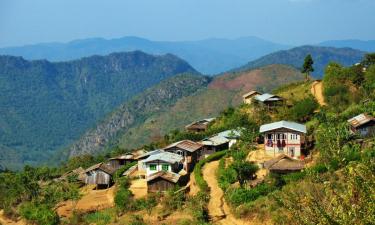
259,121,306,133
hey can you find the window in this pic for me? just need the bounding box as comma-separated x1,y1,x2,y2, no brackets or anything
162,164,169,171
176,150,184,156
290,134,298,140
149,164,157,171
277,133,286,140
267,134,273,140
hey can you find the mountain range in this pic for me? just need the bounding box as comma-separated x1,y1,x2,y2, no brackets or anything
0,51,197,170
232,46,365,78
0,36,290,74
319,39,375,52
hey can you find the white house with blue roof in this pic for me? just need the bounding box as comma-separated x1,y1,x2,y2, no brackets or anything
259,121,307,159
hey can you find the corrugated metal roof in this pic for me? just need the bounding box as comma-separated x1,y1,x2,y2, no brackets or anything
142,152,183,164
254,93,282,102
201,135,229,146
164,140,203,152
135,149,164,160
185,118,216,129
146,171,181,183
347,113,375,128
259,121,306,133
84,162,116,175
217,129,241,139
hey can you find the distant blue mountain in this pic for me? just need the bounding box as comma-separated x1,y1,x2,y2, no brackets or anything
320,39,375,52
0,36,290,74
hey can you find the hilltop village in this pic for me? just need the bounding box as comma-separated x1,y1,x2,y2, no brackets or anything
0,53,375,225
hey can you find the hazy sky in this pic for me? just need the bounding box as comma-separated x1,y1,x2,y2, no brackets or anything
0,0,374,47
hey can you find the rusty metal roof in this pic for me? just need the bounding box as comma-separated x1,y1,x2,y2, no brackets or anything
85,162,116,175
164,140,203,152
185,118,215,129
146,171,181,183
347,113,375,128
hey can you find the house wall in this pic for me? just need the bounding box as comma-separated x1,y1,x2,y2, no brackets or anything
145,160,181,177
263,129,304,158
85,170,112,185
353,122,375,137
164,147,199,173
147,177,177,193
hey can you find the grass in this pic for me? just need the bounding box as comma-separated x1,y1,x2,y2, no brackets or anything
273,81,313,103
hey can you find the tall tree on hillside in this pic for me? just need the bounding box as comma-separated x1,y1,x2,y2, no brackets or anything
302,54,314,80
361,53,375,68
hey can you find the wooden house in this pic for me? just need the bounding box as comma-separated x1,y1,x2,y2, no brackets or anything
254,93,284,109
164,140,203,173
146,171,188,193
260,121,306,159
216,129,241,148
58,167,87,184
347,113,375,137
85,163,116,188
200,135,230,157
185,118,215,133
134,149,165,178
242,91,261,104
142,152,184,177
106,154,135,171
264,154,304,174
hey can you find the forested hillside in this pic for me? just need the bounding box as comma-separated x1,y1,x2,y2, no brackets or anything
0,51,197,169
0,36,289,74
233,46,365,78
68,64,304,157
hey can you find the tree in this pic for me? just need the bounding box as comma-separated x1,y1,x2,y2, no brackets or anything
302,54,314,80
361,53,375,68
231,161,259,187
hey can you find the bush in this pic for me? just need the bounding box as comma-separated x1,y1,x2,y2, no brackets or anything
113,161,137,181
217,158,237,190
114,177,134,211
83,210,114,225
226,183,277,207
19,202,59,225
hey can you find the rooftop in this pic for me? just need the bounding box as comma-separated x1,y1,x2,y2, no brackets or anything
347,113,375,128
164,140,203,152
260,121,306,133
217,129,241,139
264,154,304,171
84,163,116,175
201,135,230,146
242,91,261,98
146,171,181,183
142,152,183,164
254,93,283,102
134,149,164,160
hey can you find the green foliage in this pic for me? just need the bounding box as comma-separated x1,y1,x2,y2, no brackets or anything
83,209,115,225
161,187,185,213
225,183,277,207
19,202,59,225
217,158,237,190
361,52,375,68
231,161,259,187
128,215,147,225
288,96,319,122
113,161,137,182
301,54,314,79
0,52,198,169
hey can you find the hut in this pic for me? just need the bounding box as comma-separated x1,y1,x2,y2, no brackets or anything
142,152,183,176
164,140,203,173
58,167,86,184
85,163,116,188
260,121,306,159
106,154,135,171
347,113,375,137
147,170,189,193
254,93,284,109
264,154,304,174
185,118,215,133
200,136,230,157
242,91,261,104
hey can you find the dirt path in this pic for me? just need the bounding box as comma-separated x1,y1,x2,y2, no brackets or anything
129,178,148,199
202,161,249,225
188,171,199,196
311,81,326,106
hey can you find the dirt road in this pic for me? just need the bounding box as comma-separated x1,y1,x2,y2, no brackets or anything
311,81,326,106
202,161,249,225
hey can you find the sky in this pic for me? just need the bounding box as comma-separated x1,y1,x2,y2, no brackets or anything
0,0,374,47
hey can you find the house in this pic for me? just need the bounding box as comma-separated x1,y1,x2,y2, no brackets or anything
264,154,304,174
242,91,261,104
347,113,375,137
163,140,203,173
57,167,87,183
142,152,184,177
259,121,306,159
106,154,135,171
216,129,241,148
85,163,116,188
185,118,215,133
134,149,165,178
200,136,230,157
254,93,284,109
146,170,189,193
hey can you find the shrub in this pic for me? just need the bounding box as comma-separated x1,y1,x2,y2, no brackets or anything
19,202,59,225
226,183,277,207
217,158,237,190
83,210,114,225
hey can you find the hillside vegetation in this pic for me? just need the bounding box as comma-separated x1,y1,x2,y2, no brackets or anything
0,51,197,170
233,45,365,78
69,64,304,156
